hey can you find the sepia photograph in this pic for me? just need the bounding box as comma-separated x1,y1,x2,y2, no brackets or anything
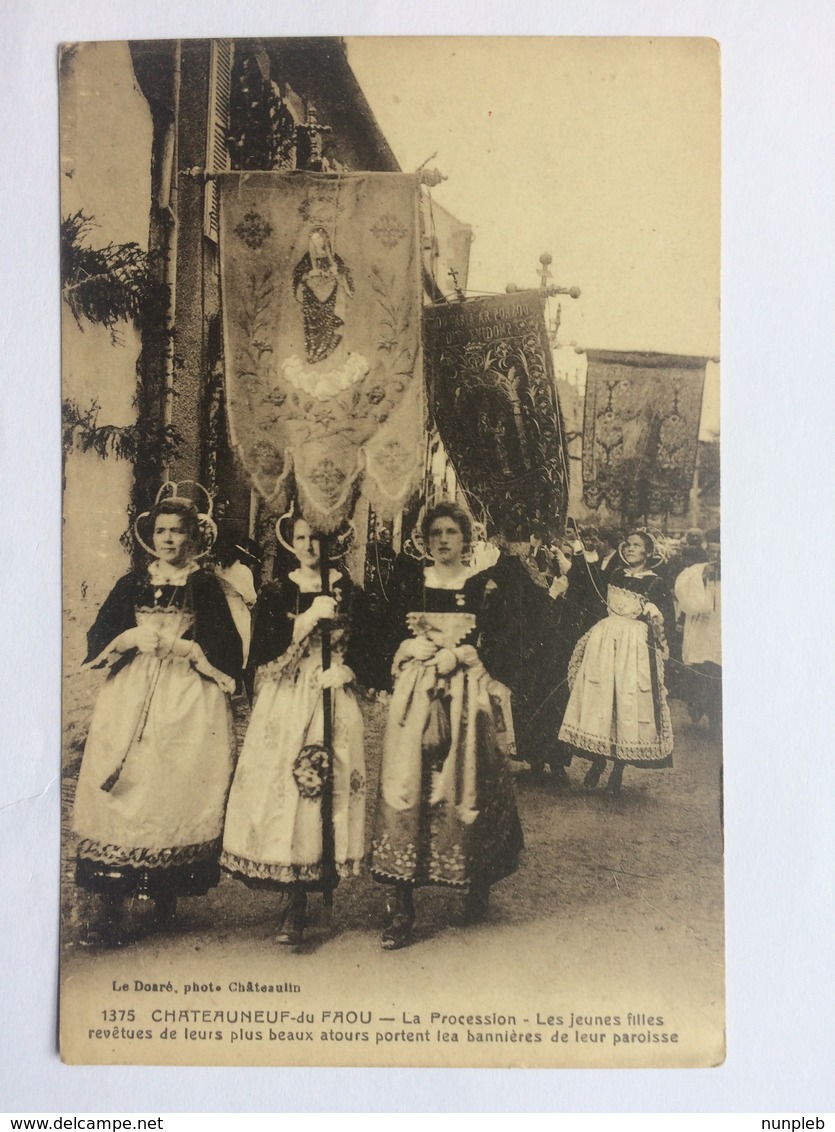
56,35,724,1069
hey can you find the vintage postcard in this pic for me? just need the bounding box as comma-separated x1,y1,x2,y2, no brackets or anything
59,36,722,1068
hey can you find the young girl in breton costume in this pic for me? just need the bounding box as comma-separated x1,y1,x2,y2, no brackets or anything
72,486,242,945
221,513,370,946
371,502,523,950
559,529,676,794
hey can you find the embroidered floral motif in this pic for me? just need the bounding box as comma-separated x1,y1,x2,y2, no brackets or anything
371,819,473,887
370,832,418,879
370,213,408,248
220,851,361,883
349,769,365,795
607,585,645,618
428,841,468,885
371,437,410,477
76,837,221,869
249,439,283,477
307,457,348,508
234,211,273,249
406,611,476,650
292,744,331,800
297,190,334,226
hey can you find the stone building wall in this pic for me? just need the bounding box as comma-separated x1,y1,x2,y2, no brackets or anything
61,42,153,651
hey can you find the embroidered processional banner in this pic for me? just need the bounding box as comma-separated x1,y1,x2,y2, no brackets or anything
423,291,569,540
218,172,424,530
582,350,707,519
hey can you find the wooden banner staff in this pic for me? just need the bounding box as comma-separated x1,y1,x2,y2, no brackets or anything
179,167,449,187
318,532,338,909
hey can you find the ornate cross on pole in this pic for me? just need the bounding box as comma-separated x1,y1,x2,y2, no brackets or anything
506,252,581,347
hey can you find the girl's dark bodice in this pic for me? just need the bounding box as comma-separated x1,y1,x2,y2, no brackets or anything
387,567,481,652
85,568,243,682
247,571,372,686
607,568,676,643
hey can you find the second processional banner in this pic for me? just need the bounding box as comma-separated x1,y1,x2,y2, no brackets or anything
423,290,569,539
219,171,424,529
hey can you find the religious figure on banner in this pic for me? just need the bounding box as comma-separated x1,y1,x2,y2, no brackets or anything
292,227,355,364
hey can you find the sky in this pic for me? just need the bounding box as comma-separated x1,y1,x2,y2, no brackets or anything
346,38,720,361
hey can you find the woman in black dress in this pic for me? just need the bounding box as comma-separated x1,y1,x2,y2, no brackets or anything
370,502,523,949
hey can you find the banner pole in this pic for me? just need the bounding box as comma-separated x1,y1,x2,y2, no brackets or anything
318,532,337,909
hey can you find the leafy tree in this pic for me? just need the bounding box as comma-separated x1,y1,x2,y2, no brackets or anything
61,211,155,343
62,399,181,464
61,211,178,475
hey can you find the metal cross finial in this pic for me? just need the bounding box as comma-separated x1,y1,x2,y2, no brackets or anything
537,252,553,292
506,252,581,304
448,268,466,303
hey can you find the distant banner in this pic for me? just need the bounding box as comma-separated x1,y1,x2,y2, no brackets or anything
424,291,568,540
420,192,473,298
219,172,424,531
582,351,707,518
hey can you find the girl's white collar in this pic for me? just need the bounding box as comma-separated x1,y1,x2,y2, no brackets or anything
423,564,471,590
148,559,199,586
289,567,342,592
